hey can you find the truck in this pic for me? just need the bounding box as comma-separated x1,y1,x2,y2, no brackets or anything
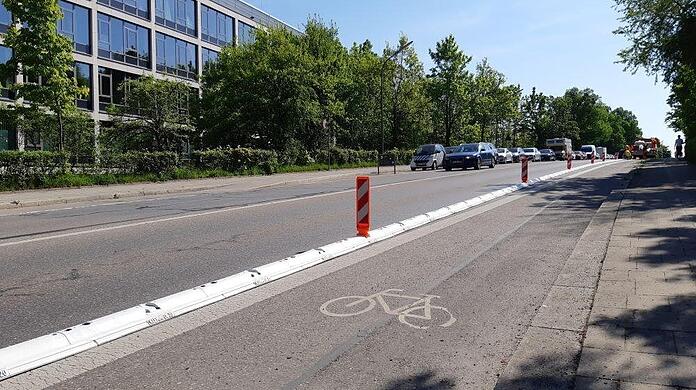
596,147,607,159
546,138,572,160
632,138,660,159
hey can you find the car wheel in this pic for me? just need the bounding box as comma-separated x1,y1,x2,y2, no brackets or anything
432,161,438,170
410,167,416,171
474,159,481,170
489,159,495,168
445,166,452,171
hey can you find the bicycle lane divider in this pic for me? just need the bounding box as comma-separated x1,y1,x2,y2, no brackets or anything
0,159,626,381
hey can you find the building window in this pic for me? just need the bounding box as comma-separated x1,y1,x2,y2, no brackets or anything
155,0,196,37
98,13,151,69
73,62,92,110
58,1,91,54
155,32,197,80
98,67,138,112
201,47,218,69
0,45,14,100
0,3,11,34
201,5,233,46
97,0,149,20
238,21,255,45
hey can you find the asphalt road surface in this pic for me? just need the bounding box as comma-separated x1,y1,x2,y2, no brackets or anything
1,159,601,352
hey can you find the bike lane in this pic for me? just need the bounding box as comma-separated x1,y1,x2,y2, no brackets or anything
4,162,633,390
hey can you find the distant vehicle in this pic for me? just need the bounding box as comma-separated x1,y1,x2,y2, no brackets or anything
539,149,556,161
496,148,513,164
508,147,524,162
522,148,541,162
445,143,496,170
580,145,597,159
572,151,586,160
596,147,607,159
487,143,498,160
632,138,660,159
546,138,572,160
410,144,446,171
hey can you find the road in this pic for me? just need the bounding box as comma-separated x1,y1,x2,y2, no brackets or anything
0,159,635,389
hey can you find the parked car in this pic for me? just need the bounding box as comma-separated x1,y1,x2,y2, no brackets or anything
410,144,446,171
444,143,496,170
496,148,513,164
539,149,556,161
487,143,499,161
509,147,524,162
580,145,597,159
572,151,586,160
522,148,541,162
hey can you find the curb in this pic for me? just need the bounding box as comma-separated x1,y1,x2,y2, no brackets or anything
0,160,623,382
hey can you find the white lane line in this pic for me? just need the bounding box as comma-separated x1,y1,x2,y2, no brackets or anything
0,160,627,383
0,162,594,248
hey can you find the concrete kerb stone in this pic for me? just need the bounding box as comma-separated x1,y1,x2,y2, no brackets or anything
0,160,621,382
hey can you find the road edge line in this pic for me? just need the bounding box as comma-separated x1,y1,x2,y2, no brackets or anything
0,160,625,382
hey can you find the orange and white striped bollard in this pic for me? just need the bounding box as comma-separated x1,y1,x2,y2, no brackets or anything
521,156,529,183
356,176,370,237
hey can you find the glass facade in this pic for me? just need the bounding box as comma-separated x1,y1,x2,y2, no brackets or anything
0,45,13,100
98,67,138,112
155,0,196,37
98,13,151,69
97,0,149,20
238,21,255,45
201,47,218,68
201,5,233,46
0,3,11,34
58,1,91,54
74,62,92,110
156,32,197,80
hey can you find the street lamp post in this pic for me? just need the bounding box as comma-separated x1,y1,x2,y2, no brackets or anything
380,41,413,156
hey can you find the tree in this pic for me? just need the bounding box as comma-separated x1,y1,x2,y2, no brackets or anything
0,0,88,152
102,76,196,153
520,87,549,147
427,35,471,146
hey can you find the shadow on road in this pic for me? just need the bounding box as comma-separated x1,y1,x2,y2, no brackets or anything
382,370,456,390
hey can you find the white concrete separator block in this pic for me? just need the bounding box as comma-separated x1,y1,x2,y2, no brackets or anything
202,272,256,298
398,214,431,230
425,207,454,222
467,197,485,207
318,237,370,259
150,289,209,318
0,333,93,380
367,223,407,242
282,249,332,269
447,201,470,213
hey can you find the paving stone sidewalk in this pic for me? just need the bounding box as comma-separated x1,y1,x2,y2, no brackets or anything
577,160,696,389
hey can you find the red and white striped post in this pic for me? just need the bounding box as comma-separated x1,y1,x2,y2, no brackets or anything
356,176,370,237
521,156,529,183
567,153,572,170
602,152,606,162
591,152,596,164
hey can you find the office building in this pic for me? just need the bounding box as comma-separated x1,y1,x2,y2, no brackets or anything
0,0,297,150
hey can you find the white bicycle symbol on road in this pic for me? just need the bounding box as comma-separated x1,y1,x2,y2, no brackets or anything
320,289,456,330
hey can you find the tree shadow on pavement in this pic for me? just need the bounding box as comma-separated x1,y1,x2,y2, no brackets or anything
493,352,583,390
382,370,456,390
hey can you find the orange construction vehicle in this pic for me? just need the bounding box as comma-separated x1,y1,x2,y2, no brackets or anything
631,137,660,159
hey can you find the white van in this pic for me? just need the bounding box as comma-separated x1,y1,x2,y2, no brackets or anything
580,145,597,159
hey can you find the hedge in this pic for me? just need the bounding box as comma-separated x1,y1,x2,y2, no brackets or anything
314,148,378,165
0,150,69,188
192,148,279,174
101,152,178,174
381,149,414,165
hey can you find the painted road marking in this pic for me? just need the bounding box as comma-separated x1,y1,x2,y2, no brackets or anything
320,288,456,330
0,161,606,248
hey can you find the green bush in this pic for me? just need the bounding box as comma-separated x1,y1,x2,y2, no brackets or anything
279,139,314,166
315,148,378,165
192,148,279,174
0,150,69,188
101,152,179,175
381,149,414,165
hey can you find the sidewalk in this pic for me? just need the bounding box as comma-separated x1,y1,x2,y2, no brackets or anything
495,159,696,389
577,160,696,389
0,165,407,210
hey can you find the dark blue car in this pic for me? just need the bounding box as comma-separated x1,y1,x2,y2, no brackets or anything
444,143,496,171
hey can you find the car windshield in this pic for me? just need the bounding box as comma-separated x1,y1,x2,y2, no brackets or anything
415,145,436,155
497,148,507,153
523,148,535,152
445,147,457,153
580,146,593,152
458,144,479,153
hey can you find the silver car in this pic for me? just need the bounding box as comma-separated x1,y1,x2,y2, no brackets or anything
496,148,513,163
410,144,446,171
522,148,541,162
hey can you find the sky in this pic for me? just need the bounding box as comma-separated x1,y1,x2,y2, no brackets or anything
248,0,683,147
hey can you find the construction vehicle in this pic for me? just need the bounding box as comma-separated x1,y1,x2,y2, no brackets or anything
632,137,660,159
546,138,572,160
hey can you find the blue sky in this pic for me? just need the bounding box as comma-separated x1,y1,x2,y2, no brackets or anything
248,0,681,147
